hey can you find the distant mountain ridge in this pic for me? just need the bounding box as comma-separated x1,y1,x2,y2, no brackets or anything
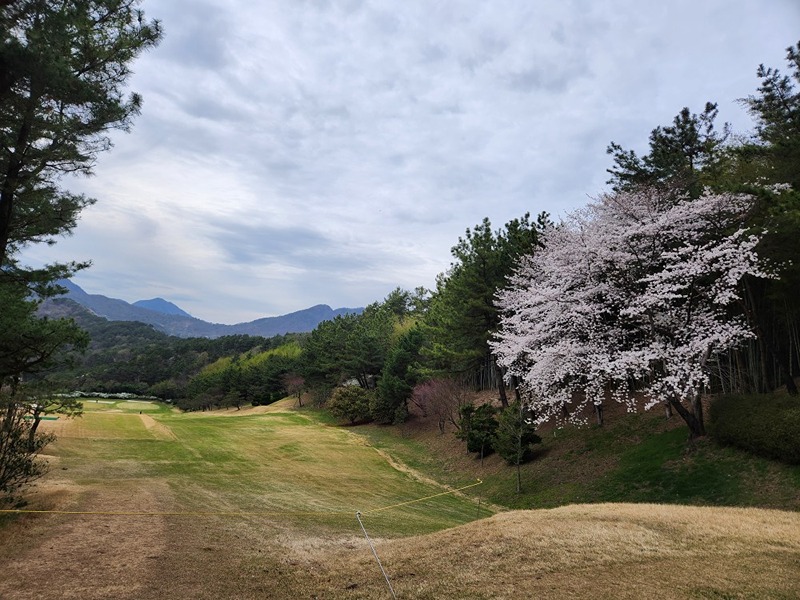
132,297,192,318
50,280,362,339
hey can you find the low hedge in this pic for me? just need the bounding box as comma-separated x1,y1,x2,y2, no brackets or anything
709,393,800,464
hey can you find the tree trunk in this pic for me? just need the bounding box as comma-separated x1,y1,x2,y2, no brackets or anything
495,361,508,408
786,375,798,396
0,82,39,267
594,403,604,426
668,397,705,439
27,412,42,453
691,393,705,435
511,376,522,403
2,402,16,433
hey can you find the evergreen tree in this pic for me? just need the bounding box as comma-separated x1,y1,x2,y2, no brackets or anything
493,401,541,493
740,41,800,188
424,212,549,406
1,0,162,274
0,0,161,504
606,103,728,197
456,403,498,463
372,326,424,424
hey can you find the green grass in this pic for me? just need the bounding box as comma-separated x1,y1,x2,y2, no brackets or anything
36,396,800,534
47,400,493,537
353,409,800,513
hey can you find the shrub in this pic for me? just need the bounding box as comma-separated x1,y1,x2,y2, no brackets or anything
0,404,54,505
709,393,800,464
327,386,373,425
372,374,409,424
411,378,473,433
456,403,498,460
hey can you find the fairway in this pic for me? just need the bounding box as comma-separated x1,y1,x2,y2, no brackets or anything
2,398,798,599
32,398,492,534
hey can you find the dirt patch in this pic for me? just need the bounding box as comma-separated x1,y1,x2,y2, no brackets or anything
139,414,178,440
0,479,174,600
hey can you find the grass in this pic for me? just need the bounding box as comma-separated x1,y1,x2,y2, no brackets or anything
0,397,798,599
38,399,493,536
332,503,800,599
357,405,800,513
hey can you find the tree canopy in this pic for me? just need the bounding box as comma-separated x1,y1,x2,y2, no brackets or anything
606,103,729,197
423,212,549,405
493,189,771,438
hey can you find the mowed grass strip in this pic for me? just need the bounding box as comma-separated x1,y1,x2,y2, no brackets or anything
43,398,492,537
46,411,154,440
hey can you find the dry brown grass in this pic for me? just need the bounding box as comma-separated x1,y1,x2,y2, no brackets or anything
138,413,178,440
345,503,800,599
2,487,798,598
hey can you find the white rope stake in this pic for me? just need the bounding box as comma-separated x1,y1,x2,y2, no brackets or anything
356,511,397,599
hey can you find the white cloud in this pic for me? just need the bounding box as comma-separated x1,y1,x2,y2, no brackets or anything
22,0,800,323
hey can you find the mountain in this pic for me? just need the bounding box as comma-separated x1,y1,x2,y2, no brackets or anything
132,297,193,318
47,280,362,339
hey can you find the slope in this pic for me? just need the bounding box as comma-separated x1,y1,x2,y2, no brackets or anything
1,399,798,599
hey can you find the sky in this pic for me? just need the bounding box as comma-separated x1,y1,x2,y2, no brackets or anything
22,0,800,324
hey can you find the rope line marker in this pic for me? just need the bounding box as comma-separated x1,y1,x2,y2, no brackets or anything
0,479,483,518
356,511,397,600
360,478,483,515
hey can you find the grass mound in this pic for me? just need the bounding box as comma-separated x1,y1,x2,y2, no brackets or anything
331,503,800,599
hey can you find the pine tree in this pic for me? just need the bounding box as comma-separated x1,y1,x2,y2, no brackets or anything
0,0,161,504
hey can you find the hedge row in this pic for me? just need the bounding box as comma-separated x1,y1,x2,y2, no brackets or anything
709,393,800,464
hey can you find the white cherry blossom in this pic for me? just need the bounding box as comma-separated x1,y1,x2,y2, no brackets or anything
492,188,773,435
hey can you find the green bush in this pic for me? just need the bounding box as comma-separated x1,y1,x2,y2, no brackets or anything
372,373,409,424
327,386,373,425
456,403,498,459
709,393,800,464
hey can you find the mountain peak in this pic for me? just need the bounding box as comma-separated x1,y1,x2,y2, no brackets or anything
51,280,363,338
133,297,193,318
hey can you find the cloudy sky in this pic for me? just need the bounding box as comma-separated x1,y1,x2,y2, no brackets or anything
23,0,800,324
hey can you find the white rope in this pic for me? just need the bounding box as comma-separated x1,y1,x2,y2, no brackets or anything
356,511,397,599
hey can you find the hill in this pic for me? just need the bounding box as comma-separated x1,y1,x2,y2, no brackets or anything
46,280,362,338
37,298,299,395
324,503,800,599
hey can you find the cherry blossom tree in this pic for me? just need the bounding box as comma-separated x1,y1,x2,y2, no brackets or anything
492,188,773,438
